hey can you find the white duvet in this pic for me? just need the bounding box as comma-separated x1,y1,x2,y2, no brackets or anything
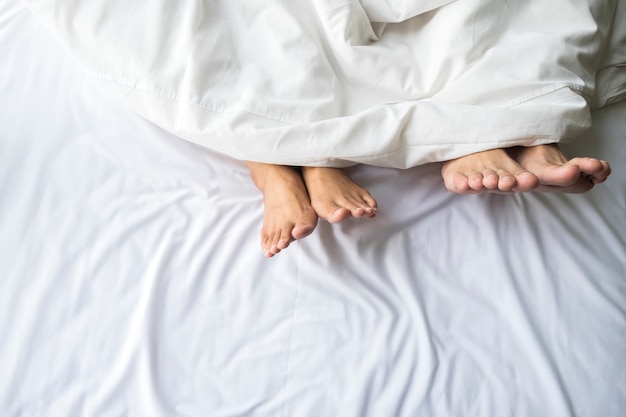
28,0,618,168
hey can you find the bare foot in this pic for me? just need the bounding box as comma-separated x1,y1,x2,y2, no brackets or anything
301,167,377,223
510,144,611,193
441,148,540,193
246,162,318,257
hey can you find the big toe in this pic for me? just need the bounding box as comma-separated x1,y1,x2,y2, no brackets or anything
537,163,581,187
327,207,352,224
592,160,611,184
575,157,612,183
512,171,539,192
309,199,349,223
292,217,318,240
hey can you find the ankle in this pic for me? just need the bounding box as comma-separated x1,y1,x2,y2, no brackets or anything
246,162,300,190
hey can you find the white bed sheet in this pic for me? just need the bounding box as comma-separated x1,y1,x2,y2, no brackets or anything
1,2,625,417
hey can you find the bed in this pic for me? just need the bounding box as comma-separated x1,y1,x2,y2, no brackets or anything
1,1,625,416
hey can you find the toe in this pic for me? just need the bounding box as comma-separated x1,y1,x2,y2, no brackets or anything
351,206,366,218
269,242,281,255
260,232,271,256
481,169,499,190
513,171,539,192
345,195,369,218
544,164,581,186
263,241,275,257
276,233,291,251
280,225,294,246
592,160,611,183
292,216,317,240
310,196,355,223
467,171,485,191
449,172,471,193
266,230,285,255
499,161,537,192
364,206,377,218
353,193,378,218
441,162,470,193
327,207,351,223
495,170,516,191
576,157,612,182
574,157,602,173
362,193,378,210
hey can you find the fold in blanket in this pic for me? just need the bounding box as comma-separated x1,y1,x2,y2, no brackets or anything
28,0,615,168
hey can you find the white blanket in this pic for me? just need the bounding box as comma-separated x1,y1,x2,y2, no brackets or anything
28,0,618,167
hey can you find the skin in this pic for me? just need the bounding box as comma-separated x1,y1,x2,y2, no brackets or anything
248,143,611,257
245,162,318,258
301,166,377,223
245,162,376,257
441,144,611,194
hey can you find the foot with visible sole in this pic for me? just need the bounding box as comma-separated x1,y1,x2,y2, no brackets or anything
441,144,611,194
510,144,611,193
441,148,539,193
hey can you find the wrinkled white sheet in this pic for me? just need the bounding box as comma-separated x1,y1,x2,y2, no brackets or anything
2,2,626,417
28,0,618,167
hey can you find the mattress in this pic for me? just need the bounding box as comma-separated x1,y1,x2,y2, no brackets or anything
1,1,625,416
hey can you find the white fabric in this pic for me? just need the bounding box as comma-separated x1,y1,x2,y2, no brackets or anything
592,0,626,108
27,0,615,168
2,2,626,417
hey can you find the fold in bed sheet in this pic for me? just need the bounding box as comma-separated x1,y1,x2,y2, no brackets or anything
2,2,626,417
27,0,617,168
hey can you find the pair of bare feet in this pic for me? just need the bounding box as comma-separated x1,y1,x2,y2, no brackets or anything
246,144,611,257
246,162,377,258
